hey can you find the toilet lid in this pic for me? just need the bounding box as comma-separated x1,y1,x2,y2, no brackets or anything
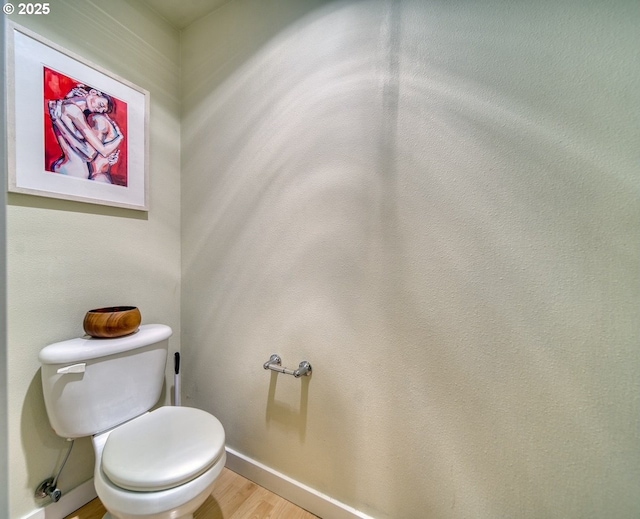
102,406,225,491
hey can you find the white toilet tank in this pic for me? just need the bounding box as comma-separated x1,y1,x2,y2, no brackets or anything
39,324,173,438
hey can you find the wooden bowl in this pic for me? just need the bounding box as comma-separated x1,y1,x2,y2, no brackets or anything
83,306,141,338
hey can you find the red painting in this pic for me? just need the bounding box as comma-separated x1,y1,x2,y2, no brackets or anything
44,67,129,186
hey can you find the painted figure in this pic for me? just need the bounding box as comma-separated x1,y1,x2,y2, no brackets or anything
48,85,123,183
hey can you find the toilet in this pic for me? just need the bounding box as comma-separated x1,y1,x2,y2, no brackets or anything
38,324,226,519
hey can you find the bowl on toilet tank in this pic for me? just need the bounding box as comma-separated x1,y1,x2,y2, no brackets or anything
39,324,172,439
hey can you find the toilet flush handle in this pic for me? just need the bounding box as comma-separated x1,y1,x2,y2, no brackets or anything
56,363,86,375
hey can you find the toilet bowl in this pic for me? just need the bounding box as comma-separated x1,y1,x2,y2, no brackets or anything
38,325,227,519
93,407,226,519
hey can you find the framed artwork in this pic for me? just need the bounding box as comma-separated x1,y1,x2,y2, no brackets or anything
6,22,149,211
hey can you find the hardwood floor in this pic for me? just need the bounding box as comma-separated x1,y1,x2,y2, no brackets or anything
63,468,319,519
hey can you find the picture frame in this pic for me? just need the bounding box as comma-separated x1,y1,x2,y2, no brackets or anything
6,22,150,211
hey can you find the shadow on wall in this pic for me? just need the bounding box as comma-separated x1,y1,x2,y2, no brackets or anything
265,371,310,442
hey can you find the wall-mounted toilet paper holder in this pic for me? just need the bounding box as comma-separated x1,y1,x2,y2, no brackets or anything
263,354,312,378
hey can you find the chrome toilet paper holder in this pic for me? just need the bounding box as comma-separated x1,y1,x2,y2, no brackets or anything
263,354,312,378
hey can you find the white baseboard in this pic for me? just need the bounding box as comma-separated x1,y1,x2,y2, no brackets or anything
225,447,375,519
22,448,373,519
22,478,97,519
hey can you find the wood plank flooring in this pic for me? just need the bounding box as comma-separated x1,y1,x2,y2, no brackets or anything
63,468,319,519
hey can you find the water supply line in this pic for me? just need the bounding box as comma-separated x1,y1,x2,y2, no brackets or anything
35,439,74,503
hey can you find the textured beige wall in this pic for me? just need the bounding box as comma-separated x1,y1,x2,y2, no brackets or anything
6,2,181,517
181,1,640,518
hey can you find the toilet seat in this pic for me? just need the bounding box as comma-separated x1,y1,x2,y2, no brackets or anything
102,406,225,492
